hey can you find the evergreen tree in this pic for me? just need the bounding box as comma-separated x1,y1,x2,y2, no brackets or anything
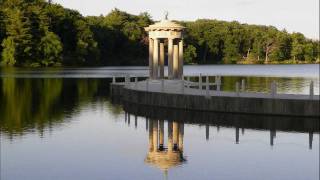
3,2,32,65
291,33,306,61
1,37,16,65
184,45,197,64
38,31,62,66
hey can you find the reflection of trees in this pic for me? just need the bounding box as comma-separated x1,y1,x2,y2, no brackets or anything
222,76,307,94
0,78,107,137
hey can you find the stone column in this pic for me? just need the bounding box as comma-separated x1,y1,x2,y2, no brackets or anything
173,44,179,79
168,121,173,152
148,120,153,151
153,39,159,79
173,122,179,149
153,120,158,151
178,39,184,79
159,120,164,150
159,42,165,79
149,38,154,78
168,38,173,79
178,123,184,152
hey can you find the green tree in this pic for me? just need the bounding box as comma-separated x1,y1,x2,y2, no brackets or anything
291,33,305,61
184,45,197,64
1,37,16,65
303,42,314,62
74,19,99,65
0,9,5,53
269,31,292,61
38,31,62,66
3,4,32,65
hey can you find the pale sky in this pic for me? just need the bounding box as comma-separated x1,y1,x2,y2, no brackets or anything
55,0,319,39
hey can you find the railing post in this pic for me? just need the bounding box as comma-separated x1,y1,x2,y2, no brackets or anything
125,75,130,87
112,76,116,83
206,76,210,98
181,80,184,94
161,79,164,92
187,76,190,88
216,76,221,91
236,82,240,97
241,79,245,92
199,73,202,90
271,81,277,98
309,81,314,99
134,77,138,88
146,79,149,91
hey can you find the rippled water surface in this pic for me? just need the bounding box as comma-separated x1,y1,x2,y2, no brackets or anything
1,65,319,180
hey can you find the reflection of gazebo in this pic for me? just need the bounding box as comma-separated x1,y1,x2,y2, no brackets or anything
145,120,185,175
145,18,185,80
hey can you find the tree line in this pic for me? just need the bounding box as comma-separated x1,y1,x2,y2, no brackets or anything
0,0,318,67
183,20,319,64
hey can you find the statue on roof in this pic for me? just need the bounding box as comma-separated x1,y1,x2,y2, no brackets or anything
165,11,169,20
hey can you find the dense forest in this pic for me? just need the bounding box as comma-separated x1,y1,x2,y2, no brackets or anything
0,0,319,67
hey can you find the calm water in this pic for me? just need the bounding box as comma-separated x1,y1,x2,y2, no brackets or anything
1,65,319,180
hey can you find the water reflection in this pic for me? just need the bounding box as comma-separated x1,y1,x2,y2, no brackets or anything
221,76,318,95
145,119,185,175
125,113,187,174
1,77,318,139
119,108,319,179
1,78,319,180
0,78,111,137
123,102,319,151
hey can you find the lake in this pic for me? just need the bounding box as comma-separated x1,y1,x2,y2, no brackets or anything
0,65,319,180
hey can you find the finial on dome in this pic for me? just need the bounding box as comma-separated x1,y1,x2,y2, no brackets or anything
164,11,169,20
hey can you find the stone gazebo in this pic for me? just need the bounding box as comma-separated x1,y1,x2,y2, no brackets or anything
145,19,185,80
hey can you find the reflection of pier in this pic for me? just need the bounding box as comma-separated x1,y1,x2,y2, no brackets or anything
145,119,185,174
204,122,315,149
124,111,316,179
124,103,318,150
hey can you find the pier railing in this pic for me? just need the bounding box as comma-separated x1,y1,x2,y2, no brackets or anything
110,75,317,100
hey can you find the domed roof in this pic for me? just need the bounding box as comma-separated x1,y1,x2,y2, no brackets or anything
145,151,185,171
145,20,185,31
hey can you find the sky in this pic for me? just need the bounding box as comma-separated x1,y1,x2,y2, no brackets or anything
55,0,319,39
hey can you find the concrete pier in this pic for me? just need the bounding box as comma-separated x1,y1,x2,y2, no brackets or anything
110,80,319,117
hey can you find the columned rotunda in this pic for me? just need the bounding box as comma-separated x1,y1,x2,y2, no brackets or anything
145,19,185,80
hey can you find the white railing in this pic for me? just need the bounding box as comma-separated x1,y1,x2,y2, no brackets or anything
111,75,316,99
